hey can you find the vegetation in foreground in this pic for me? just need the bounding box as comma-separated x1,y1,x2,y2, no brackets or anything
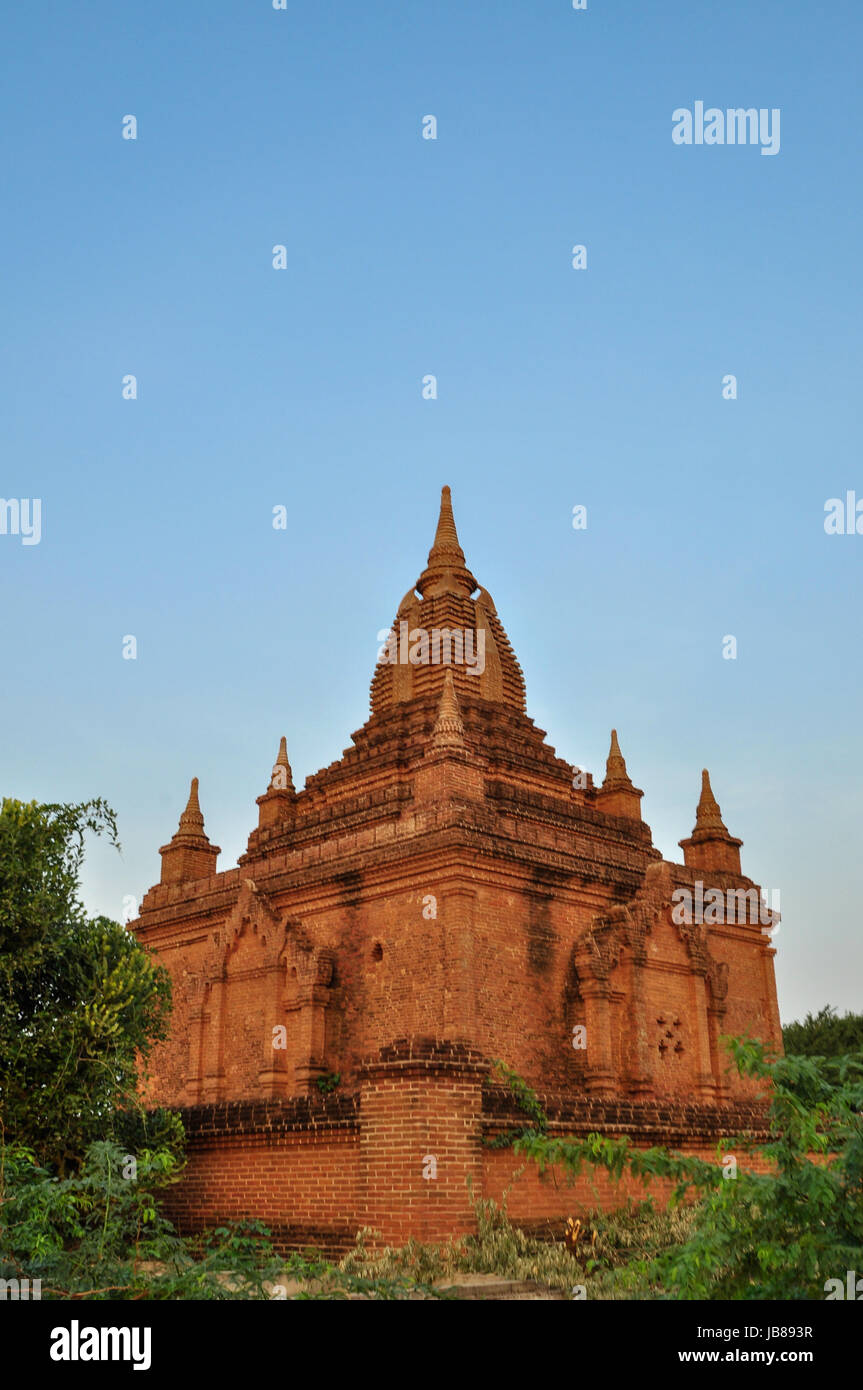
339,1191,695,1298
501,1041,863,1300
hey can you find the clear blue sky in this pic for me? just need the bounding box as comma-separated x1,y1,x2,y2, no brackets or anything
2,1,861,1024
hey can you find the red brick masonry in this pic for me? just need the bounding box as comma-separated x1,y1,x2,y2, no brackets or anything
159,1039,772,1251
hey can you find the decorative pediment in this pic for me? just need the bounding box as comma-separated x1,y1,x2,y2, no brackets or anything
630,861,675,932
224,879,281,961
279,923,335,988
576,914,625,983
577,861,720,982
623,861,714,975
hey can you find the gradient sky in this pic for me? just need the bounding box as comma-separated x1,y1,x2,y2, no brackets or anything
2,1,861,1024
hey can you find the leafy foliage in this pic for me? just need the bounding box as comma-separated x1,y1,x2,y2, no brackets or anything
511,1038,863,1299
0,797,118,954
315,1071,341,1096
0,1139,286,1299
0,798,174,1173
484,1058,549,1148
783,1004,863,1059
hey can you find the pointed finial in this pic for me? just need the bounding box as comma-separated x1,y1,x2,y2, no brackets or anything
159,776,219,883
416,486,478,599
270,735,295,794
694,768,728,834
603,728,633,790
597,728,643,819
178,776,206,836
432,485,464,557
679,768,742,873
432,669,465,747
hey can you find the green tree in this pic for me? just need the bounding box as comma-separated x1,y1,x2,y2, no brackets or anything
0,797,175,1173
783,1004,863,1058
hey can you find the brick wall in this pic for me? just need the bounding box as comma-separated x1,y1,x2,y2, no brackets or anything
160,1094,360,1254
157,1045,774,1253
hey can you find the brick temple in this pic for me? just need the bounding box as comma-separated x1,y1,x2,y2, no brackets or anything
132,486,782,1250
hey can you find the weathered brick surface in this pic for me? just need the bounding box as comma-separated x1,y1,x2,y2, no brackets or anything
132,488,782,1248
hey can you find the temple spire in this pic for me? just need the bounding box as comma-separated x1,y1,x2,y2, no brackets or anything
270,735,296,794
159,777,220,885
415,664,484,800
415,486,478,599
252,735,298,837
597,729,643,821
431,669,465,748
679,768,742,875
369,483,527,715
178,777,206,837
432,484,463,557
603,729,633,790
693,769,728,834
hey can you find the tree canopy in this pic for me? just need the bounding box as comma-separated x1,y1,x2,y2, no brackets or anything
0,797,174,1173
783,1004,863,1059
